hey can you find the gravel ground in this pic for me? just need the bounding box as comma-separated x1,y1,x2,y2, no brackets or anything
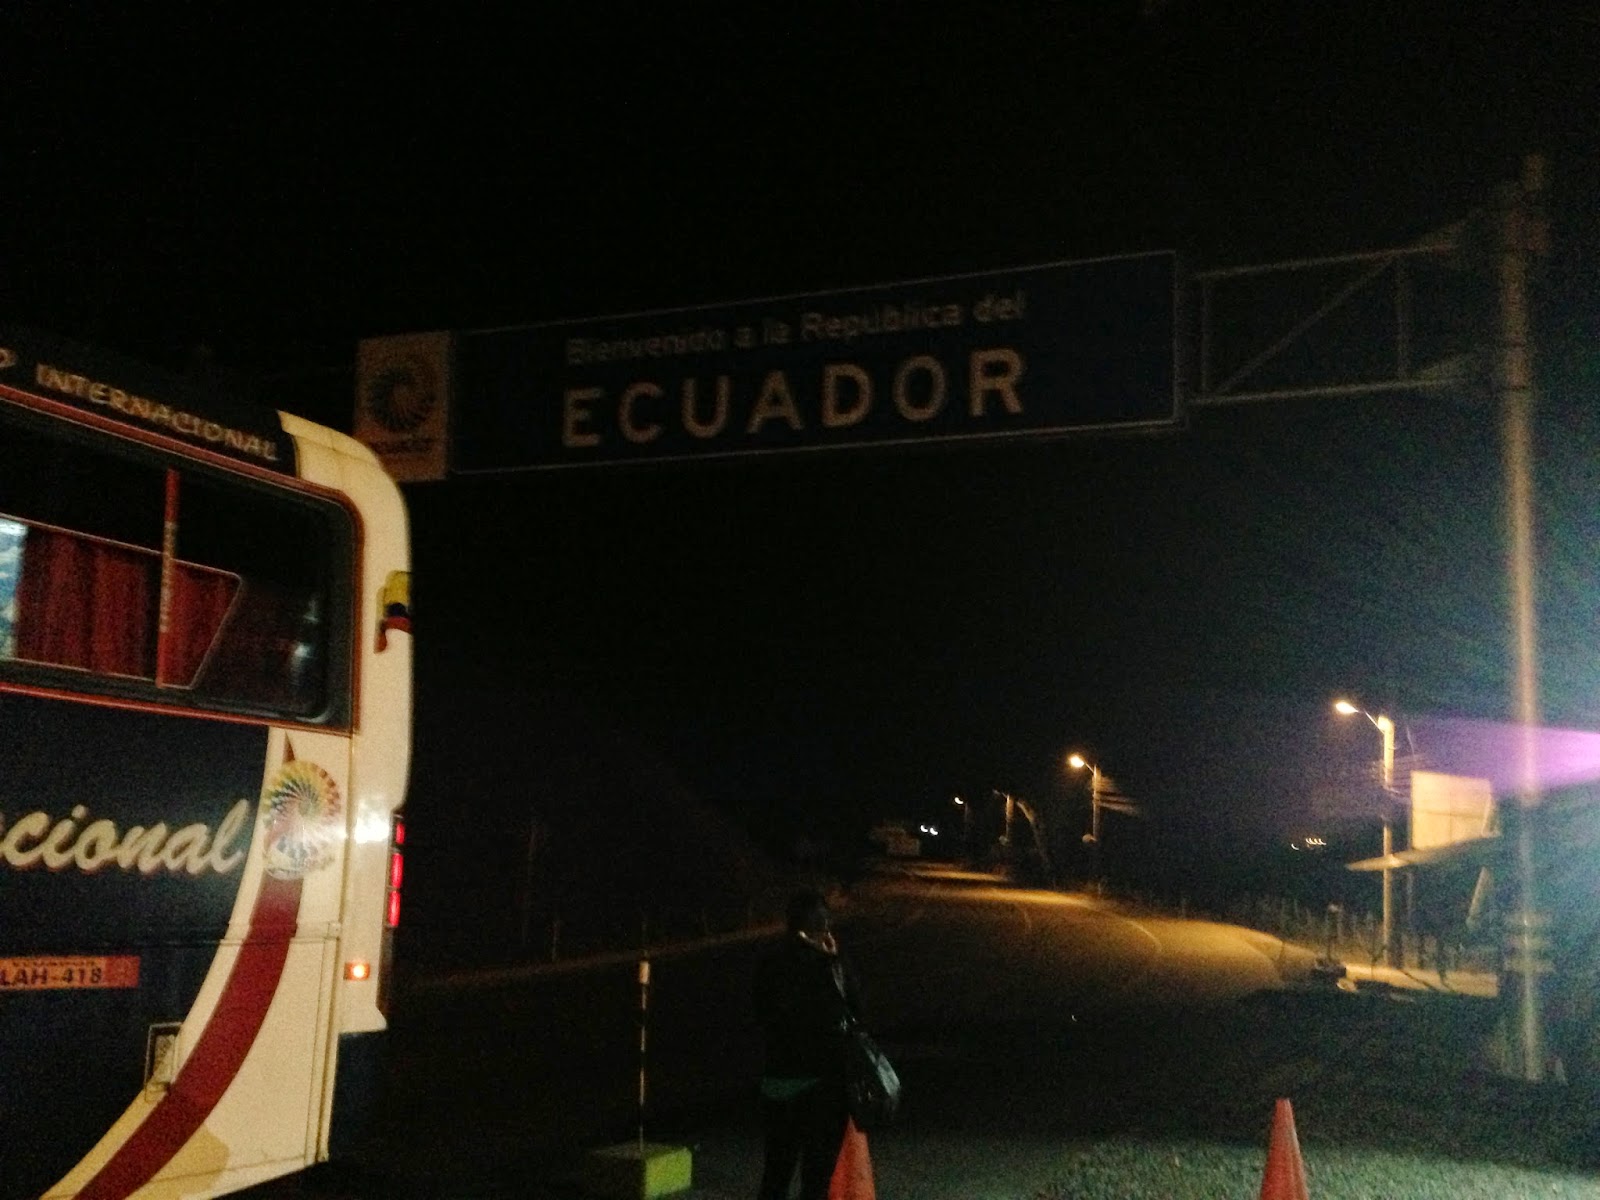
711,989,1600,1200
674,1013,1600,1200
679,1108,1600,1200
1030,1139,1600,1200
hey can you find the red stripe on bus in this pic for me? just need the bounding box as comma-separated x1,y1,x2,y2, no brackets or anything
73,874,304,1200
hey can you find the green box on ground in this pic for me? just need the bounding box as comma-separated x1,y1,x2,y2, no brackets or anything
575,1142,693,1199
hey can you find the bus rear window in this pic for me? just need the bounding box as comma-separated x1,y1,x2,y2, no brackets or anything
178,475,334,712
0,413,349,721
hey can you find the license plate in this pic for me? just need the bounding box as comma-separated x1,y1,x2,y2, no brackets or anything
0,955,140,990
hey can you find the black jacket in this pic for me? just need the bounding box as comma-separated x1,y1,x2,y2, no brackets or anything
752,934,862,1082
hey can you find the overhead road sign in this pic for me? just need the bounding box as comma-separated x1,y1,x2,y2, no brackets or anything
447,252,1177,472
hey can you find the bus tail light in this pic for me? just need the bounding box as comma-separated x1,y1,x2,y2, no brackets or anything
377,813,404,1017
385,815,405,929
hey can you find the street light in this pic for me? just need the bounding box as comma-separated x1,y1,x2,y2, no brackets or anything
952,795,970,858
1066,754,1102,846
1335,700,1399,968
1067,753,1105,893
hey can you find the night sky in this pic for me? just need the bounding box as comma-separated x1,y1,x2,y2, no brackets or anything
4,4,1599,905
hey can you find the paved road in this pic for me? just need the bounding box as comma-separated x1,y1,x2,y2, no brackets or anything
248,875,1536,1199
843,877,1321,1032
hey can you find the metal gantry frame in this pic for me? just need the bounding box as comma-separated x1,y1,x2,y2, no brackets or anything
1190,229,1472,409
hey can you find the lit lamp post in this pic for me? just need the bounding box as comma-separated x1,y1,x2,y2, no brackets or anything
1335,700,1399,968
952,795,970,859
1067,753,1102,887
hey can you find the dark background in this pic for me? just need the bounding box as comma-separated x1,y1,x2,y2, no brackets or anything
4,4,1598,941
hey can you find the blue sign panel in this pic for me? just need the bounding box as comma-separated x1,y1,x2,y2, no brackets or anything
452,252,1176,471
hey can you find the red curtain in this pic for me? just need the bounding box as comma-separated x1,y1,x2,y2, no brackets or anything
10,521,311,708
164,565,239,687
14,527,157,678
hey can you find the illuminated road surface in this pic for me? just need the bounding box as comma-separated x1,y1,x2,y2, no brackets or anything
843,874,1322,1032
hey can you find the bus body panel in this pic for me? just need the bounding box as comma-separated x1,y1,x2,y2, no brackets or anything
283,415,412,1159
284,409,413,1045
0,694,268,1199
33,728,355,1199
0,329,412,1199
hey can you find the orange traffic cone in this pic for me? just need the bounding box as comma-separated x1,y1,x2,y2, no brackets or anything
828,1117,876,1200
1259,1097,1310,1200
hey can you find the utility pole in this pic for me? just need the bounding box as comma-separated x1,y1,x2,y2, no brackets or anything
1500,154,1549,1083
998,789,1015,848
1087,766,1102,891
1336,701,1399,967
1377,714,1398,969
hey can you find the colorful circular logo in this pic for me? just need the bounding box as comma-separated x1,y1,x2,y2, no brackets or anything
363,354,437,434
260,759,343,880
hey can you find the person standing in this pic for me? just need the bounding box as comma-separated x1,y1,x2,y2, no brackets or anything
753,888,861,1200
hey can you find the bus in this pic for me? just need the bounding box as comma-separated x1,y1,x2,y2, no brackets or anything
0,327,412,1199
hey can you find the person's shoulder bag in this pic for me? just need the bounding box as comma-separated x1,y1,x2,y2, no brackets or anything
832,960,901,1131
